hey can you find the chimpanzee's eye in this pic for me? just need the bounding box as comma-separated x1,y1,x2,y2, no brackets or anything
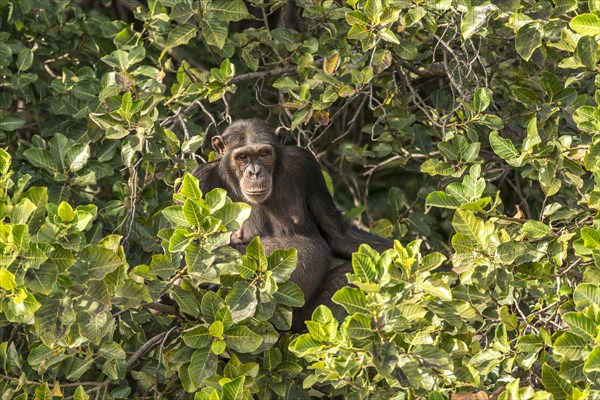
238,154,247,160
260,151,269,157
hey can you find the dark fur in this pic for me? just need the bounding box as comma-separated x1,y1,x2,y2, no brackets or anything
194,119,392,330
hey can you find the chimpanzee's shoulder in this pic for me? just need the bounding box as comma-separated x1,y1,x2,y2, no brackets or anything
283,146,319,164
193,161,222,191
280,146,322,178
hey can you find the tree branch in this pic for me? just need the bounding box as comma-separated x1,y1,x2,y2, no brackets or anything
127,329,179,369
231,65,297,83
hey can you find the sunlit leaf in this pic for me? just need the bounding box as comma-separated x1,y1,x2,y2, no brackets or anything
542,364,572,400
570,13,600,35
225,325,263,353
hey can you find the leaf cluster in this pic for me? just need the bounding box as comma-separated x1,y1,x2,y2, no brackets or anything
2,0,600,399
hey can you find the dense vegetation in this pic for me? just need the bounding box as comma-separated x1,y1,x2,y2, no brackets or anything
1,0,600,398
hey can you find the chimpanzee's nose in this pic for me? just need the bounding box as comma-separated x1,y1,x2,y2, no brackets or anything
247,165,261,178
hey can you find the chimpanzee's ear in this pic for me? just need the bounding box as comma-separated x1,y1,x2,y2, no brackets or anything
212,135,226,155
274,126,287,146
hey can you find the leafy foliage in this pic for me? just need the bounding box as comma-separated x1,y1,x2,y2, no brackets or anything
1,0,600,398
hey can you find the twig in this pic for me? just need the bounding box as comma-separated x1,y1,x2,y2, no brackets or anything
127,329,179,369
362,155,404,177
154,326,179,400
231,65,297,83
514,294,537,333
546,258,582,278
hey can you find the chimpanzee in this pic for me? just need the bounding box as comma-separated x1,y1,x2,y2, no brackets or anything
193,119,392,330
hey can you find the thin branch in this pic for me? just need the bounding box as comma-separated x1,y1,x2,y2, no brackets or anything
231,65,297,83
127,329,179,369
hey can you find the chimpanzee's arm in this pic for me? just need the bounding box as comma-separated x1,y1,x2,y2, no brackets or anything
294,148,392,259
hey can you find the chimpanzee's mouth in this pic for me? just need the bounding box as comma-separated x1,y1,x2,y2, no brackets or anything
244,188,272,203
246,188,270,195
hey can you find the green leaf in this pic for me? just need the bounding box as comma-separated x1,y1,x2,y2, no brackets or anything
516,334,544,353
34,297,72,347
497,241,528,264
542,364,572,400
573,283,600,310
420,158,457,176
421,252,446,271
213,203,251,231
272,28,301,51
453,209,484,240
263,347,282,371
273,77,298,93
34,382,52,400
425,191,461,209
225,325,263,353
114,279,151,308
489,132,520,160
167,24,196,49
523,220,551,240
346,313,372,339
57,201,75,223
99,342,126,360
201,291,226,324
397,304,427,321
23,148,57,173
461,4,497,39
364,0,382,23
71,246,123,281
332,287,368,314
268,248,298,282
209,320,224,339
204,188,227,212
273,281,304,307
65,143,90,172
289,334,324,357
378,27,399,44
417,280,452,301
17,48,34,71
553,332,588,360
0,115,26,131
162,205,189,227
515,22,543,61
584,347,600,374
245,237,267,270
225,281,257,322
570,13,600,36
562,312,597,341
181,173,203,199
0,148,10,174
79,311,111,345
200,17,228,49
581,227,600,249
290,108,310,130
206,0,249,22
0,268,17,291
101,49,131,71
183,326,212,349
469,348,503,368
181,135,204,154
73,386,89,400
189,347,218,388
352,249,378,284
346,10,369,26
473,88,491,113
183,199,204,226
169,227,193,252
222,376,245,400
414,344,451,369
576,35,598,69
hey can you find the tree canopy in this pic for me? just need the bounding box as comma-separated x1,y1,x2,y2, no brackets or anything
1,0,600,399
